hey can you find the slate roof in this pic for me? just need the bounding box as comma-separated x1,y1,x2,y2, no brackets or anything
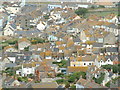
5,63,17,68
73,37,81,42
15,30,40,37
53,48,59,52
77,78,108,88
10,23,16,29
106,47,118,52
30,82,58,88
93,43,103,47
105,55,118,60
108,24,118,29
4,52,17,57
21,5,37,14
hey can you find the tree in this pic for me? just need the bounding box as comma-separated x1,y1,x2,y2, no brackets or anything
99,5,105,8
75,8,88,16
58,60,67,68
94,73,105,84
70,84,76,88
91,5,95,9
101,65,112,70
68,76,76,83
65,82,70,88
56,79,65,84
24,46,29,51
105,81,110,87
56,73,64,77
18,77,23,82
102,64,120,74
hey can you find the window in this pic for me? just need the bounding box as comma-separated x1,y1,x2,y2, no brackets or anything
89,63,91,65
18,56,20,59
84,63,86,65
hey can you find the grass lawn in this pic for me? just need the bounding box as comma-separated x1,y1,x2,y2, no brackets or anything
86,10,118,17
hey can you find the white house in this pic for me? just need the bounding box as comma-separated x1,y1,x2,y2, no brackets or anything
7,57,16,63
16,65,35,77
5,6,21,14
94,55,113,68
37,21,47,31
48,4,62,11
3,24,16,36
80,30,87,43
77,4,90,8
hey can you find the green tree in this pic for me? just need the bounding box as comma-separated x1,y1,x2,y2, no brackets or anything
24,46,29,51
65,82,70,88
18,77,23,82
94,73,105,84
68,76,76,83
91,5,95,9
56,73,64,77
99,5,105,8
105,81,110,87
75,8,88,16
58,60,67,68
70,84,76,88
56,79,65,84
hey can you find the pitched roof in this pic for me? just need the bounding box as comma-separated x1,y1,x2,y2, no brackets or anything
77,78,108,88
18,38,30,43
31,82,58,88
68,66,88,73
106,47,118,52
93,43,103,47
4,46,15,51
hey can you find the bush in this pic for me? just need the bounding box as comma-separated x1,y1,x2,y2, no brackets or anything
35,81,41,83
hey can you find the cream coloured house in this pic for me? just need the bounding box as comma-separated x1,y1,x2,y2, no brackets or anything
18,38,31,50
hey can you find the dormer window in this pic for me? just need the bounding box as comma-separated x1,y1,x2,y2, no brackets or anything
18,56,20,59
